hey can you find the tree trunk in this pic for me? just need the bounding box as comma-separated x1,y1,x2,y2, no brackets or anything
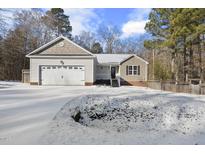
152,49,155,80
171,49,176,80
183,37,188,82
189,42,193,79
198,35,202,82
172,49,179,83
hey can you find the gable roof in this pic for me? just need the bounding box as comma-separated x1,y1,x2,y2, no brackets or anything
26,36,94,57
94,54,149,65
120,54,149,65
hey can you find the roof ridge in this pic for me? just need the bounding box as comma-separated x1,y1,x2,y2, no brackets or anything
94,53,134,55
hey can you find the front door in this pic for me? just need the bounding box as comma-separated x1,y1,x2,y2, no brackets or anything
111,67,116,79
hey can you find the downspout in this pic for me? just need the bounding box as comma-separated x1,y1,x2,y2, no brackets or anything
110,65,112,86
118,65,121,86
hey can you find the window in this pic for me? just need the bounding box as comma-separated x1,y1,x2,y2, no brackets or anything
128,66,132,75
133,66,137,75
126,65,140,75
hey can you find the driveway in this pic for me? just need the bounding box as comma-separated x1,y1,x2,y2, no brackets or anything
0,82,140,144
1,82,205,144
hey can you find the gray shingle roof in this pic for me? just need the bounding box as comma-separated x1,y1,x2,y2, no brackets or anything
94,54,133,64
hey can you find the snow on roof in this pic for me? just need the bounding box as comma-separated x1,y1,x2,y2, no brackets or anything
94,54,133,65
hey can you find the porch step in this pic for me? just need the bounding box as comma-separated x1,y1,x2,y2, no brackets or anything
111,79,119,87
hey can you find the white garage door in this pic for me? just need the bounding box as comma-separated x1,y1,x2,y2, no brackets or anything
40,65,85,85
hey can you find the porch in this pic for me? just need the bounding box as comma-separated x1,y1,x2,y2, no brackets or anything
96,64,120,87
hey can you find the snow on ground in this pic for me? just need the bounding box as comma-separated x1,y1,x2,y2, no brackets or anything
1,81,205,144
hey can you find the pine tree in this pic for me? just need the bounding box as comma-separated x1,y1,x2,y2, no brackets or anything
91,42,103,54
145,8,205,82
43,8,72,38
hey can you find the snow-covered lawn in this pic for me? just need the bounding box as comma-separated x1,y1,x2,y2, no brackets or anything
1,81,205,144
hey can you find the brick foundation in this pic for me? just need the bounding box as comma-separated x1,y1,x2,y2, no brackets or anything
120,80,147,87
85,82,94,86
30,82,38,85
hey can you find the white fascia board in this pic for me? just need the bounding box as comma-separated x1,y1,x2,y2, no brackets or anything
119,54,149,65
27,55,95,59
119,54,135,64
134,55,149,64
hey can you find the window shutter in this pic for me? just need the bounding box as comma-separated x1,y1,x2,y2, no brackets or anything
126,66,128,75
138,65,140,75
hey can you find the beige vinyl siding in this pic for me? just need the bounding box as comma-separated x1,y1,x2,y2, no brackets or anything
30,57,95,84
120,56,148,81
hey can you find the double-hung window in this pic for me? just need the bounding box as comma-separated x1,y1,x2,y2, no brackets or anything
128,66,133,75
126,65,140,75
133,66,137,75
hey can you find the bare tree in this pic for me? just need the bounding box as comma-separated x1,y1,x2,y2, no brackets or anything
0,9,9,38
73,31,96,51
113,35,148,55
0,9,55,80
97,24,120,53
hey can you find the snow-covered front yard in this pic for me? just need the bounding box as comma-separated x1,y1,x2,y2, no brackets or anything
1,81,205,144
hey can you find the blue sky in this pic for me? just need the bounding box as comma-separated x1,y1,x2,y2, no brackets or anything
63,8,151,38
2,8,151,38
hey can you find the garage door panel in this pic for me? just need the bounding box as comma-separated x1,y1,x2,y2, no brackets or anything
40,65,85,85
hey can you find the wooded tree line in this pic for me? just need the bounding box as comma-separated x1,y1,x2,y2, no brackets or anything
0,8,146,81
145,8,205,83
0,8,73,80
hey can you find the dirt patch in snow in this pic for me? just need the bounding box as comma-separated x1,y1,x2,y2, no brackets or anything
72,103,158,132
43,94,205,144
69,96,205,134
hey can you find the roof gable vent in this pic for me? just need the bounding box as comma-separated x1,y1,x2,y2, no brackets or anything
59,42,64,47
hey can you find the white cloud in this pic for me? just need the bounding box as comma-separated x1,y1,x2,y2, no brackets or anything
121,20,148,38
63,8,100,36
121,8,151,38
128,8,151,20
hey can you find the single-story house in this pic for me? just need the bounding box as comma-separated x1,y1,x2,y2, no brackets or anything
26,36,149,86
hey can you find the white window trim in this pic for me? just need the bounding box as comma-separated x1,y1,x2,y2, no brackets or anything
128,66,132,75
127,65,139,76
133,66,137,75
